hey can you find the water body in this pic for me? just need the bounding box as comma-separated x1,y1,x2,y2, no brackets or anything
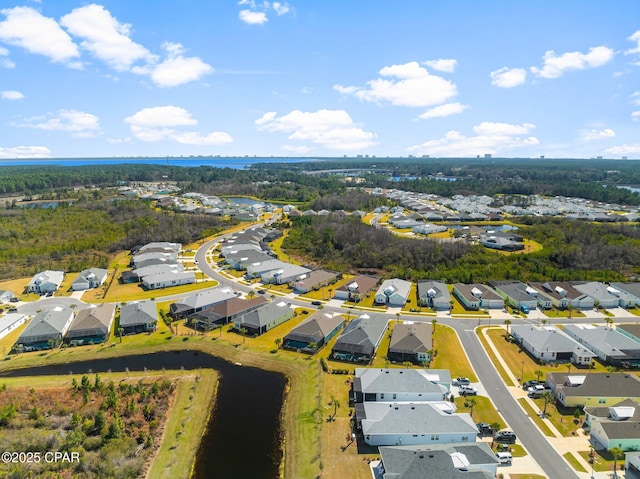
0,350,285,479
17,200,74,209
224,197,264,205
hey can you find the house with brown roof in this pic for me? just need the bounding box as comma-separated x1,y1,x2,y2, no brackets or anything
388,322,432,364
282,312,345,352
334,275,380,302
547,372,640,408
292,270,339,293
190,296,268,331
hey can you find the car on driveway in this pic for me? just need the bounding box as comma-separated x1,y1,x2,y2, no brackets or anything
257,290,266,294
522,380,541,389
452,377,471,386
494,430,517,444
476,423,494,436
311,301,322,306
459,385,478,396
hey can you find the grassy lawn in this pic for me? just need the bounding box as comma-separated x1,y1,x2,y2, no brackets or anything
454,396,504,428
529,397,584,437
431,324,477,381
87,278,218,304
476,327,515,386
0,277,38,301
370,321,399,368
516,398,555,437
544,309,586,319
578,449,624,473
270,232,303,266
563,452,588,473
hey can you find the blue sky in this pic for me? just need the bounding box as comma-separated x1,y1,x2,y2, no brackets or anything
1,1,640,159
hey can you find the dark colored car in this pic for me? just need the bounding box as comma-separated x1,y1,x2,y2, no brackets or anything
257,290,266,294
311,301,322,306
494,431,517,444
476,423,494,436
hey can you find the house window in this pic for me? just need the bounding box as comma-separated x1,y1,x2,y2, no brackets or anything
380,394,384,399
599,398,606,404
461,436,469,442
430,434,439,441
393,394,397,400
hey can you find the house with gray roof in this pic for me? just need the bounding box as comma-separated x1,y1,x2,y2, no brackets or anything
376,443,499,479
489,281,541,310
261,264,311,285
375,279,412,307
169,287,237,319
15,307,75,350
65,303,115,345
586,399,640,451
245,258,286,277
331,313,389,363
131,263,184,281
142,270,196,290
191,296,268,331
233,301,293,336
292,270,339,293
27,270,65,295
334,275,379,302
220,242,262,257
607,282,640,308
572,282,621,308
119,300,158,335
226,250,273,271
352,368,449,403
282,312,345,352
510,325,595,366
452,284,504,310
417,281,451,310
138,242,181,254
563,324,640,367
71,268,108,291
527,281,594,310
547,372,640,407
358,402,478,446
0,313,27,340
388,322,433,364
479,233,524,252
0,290,14,302
617,324,640,344
132,251,178,268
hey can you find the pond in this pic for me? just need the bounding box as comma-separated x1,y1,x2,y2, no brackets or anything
0,350,285,479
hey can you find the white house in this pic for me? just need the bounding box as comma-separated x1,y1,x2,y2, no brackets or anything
0,313,27,340
142,271,196,290
72,268,108,291
510,325,595,366
27,270,65,294
375,279,412,307
353,368,450,403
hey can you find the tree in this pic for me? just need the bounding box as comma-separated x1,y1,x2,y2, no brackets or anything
541,391,554,418
247,290,256,300
118,327,124,343
504,319,512,335
274,337,282,349
534,369,544,382
240,327,248,344
467,398,477,417
567,303,574,319
610,446,624,478
431,318,438,333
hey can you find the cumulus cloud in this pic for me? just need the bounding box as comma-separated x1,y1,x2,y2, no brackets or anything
631,91,640,106
239,10,268,25
604,143,640,156
530,46,614,79
333,61,457,107
625,30,640,62
581,128,616,141
238,1,292,24
418,102,469,119
60,4,155,71
424,58,457,73
14,110,100,137
0,146,52,159
0,6,80,64
149,42,213,88
0,45,14,68
1,90,23,100
407,122,539,157
281,144,312,154
633,111,640,122
255,109,377,151
490,67,527,88
125,106,232,145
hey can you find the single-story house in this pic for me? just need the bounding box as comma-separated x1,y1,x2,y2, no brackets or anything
452,284,504,310
331,313,389,363
417,281,451,310
489,281,540,311
510,325,595,366
27,270,65,295
131,251,178,268
547,372,640,408
563,324,640,367
131,263,184,282
245,258,286,278
0,313,27,340
609,282,640,308
527,281,594,310
376,443,499,479
71,268,108,291
352,368,450,403
357,402,478,446
261,264,311,285
292,270,339,293
132,257,179,270
375,279,412,307
191,296,268,330
169,287,237,319
282,312,345,352
233,301,293,336
64,303,115,345
617,324,640,344
388,322,433,364
334,275,380,302
138,242,181,254
412,223,448,235
479,233,524,252
119,300,158,335
142,271,196,290
586,399,640,451
0,290,15,302
572,282,621,309
14,307,75,351
227,251,274,271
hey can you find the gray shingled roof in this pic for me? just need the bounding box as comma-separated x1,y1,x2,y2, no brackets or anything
563,325,640,359
511,325,594,357
552,372,640,398
234,301,291,328
333,314,389,356
66,303,115,338
284,312,344,344
119,300,157,327
18,307,74,343
354,368,449,395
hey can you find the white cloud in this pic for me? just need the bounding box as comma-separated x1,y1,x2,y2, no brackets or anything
333,61,457,107
0,6,79,64
407,121,539,157
272,2,291,15
581,128,616,141
60,4,155,71
631,91,640,106
0,45,14,68
418,102,469,119
239,10,268,25
0,146,51,159
625,30,640,61
1,90,23,100
281,144,311,154
256,109,377,151
149,42,213,87
15,110,100,137
633,111,640,122
604,143,640,156
490,67,527,88
530,46,614,79
424,58,457,73
125,106,232,145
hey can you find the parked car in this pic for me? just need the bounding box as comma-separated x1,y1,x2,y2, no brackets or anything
459,386,478,396
527,384,546,394
494,431,517,444
522,380,541,389
311,301,322,306
495,452,513,464
452,377,471,386
476,423,494,436
257,290,266,294
9,297,19,303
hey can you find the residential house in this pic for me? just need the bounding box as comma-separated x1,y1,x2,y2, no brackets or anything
132,252,178,269
479,233,524,251
388,322,433,364
563,324,640,366
14,307,75,350
572,282,621,309
352,368,450,403
169,287,237,319
0,290,15,302
233,301,293,336
375,279,412,307
331,313,389,363
142,271,196,290
0,313,27,340
282,312,345,352
138,242,181,254
261,264,311,285
510,325,595,366
119,300,158,335
292,270,339,293
375,443,499,479
27,270,65,295
452,284,504,310
417,281,451,310
527,281,594,310
412,223,448,235
334,275,379,302
584,399,640,451
547,372,640,407
357,402,478,446
65,303,115,345
226,251,273,271
607,282,640,308
71,268,108,291
130,263,184,282
489,281,540,311
617,324,640,344
245,258,286,278
190,296,268,331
